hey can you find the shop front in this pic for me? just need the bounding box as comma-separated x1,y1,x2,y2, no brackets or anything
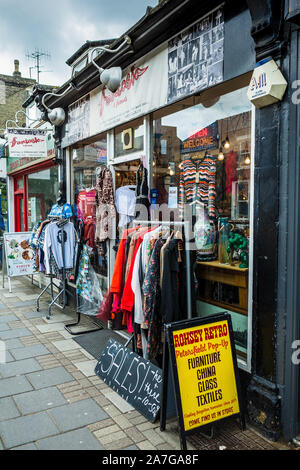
7,130,58,233
38,0,299,443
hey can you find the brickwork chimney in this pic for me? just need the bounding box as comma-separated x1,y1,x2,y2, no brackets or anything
13,59,21,77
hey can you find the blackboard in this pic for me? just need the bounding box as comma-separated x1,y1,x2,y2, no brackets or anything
95,339,162,422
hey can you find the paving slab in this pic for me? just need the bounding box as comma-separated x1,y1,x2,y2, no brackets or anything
52,339,82,352
103,390,135,413
22,311,47,319
0,376,33,398
48,398,109,432
13,386,68,415
2,339,24,350
73,359,98,377
10,344,50,360
37,428,104,450
0,358,42,378
12,443,37,450
36,323,66,334
10,301,36,308
0,328,32,340
0,411,59,449
4,351,15,363
0,315,18,323
0,397,20,421
0,324,10,332
26,366,74,389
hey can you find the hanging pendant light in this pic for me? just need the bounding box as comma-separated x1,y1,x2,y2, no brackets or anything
224,136,230,149
218,147,224,161
244,155,251,165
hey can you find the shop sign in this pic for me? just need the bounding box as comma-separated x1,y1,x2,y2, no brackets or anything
180,122,219,153
167,7,224,104
7,129,47,159
62,94,90,148
95,338,162,423
89,48,168,137
247,58,287,108
7,131,54,173
161,313,244,450
3,232,35,278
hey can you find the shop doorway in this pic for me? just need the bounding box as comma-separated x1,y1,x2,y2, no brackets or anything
14,176,27,232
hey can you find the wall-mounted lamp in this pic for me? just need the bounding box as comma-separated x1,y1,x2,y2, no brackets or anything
91,35,131,93
15,110,36,126
41,83,73,126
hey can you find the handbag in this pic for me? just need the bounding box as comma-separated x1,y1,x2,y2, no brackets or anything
96,289,113,322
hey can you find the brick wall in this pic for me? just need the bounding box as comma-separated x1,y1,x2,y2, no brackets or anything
0,74,36,132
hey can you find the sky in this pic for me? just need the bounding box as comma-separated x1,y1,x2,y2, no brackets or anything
0,0,158,87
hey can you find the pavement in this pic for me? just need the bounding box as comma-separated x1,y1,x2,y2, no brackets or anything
0,276,294,451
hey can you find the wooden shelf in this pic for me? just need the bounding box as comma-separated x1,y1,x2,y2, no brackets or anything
196,260,249,316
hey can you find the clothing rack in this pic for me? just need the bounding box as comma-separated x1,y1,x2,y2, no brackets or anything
36,218,75,320
132,219,192,319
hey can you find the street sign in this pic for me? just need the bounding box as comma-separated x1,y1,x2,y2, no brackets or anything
160,313,245,450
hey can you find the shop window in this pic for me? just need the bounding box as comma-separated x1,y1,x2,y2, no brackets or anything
152,86,252,361
114,118,144,158
27,166,59,230
72,137,108,284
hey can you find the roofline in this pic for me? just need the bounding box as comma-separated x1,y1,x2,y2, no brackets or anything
43,0,237,111
66,39,117,66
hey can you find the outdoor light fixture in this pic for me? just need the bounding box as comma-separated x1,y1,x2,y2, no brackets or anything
15,110,36,126
41,83,74,126
91,35,132,93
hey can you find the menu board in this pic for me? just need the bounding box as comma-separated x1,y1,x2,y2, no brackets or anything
3,232,35,277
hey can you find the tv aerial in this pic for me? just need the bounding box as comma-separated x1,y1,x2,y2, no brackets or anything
26,48,52,83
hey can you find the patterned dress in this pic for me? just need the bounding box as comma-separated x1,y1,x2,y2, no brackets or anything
142,238,165,360
178,156,216,219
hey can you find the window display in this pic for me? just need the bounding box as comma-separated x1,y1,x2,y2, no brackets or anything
72,138,108,285
27,167,59,230
152,86,252,360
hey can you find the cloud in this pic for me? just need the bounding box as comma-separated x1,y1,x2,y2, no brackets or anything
0,0,157,86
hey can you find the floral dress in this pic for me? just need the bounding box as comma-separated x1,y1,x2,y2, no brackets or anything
142,238,165,359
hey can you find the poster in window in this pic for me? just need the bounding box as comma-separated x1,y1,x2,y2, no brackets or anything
167,7,224,103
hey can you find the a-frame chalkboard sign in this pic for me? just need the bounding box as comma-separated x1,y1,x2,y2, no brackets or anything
160,312,245,450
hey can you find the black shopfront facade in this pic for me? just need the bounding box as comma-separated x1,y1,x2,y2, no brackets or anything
36,0,300,444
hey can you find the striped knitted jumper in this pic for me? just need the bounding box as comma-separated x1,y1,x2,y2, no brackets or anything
178,156,216,219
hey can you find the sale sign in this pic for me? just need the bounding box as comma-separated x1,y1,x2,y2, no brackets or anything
161,313,244,450
172,319,239,431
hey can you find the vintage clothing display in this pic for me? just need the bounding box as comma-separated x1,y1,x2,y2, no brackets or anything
107,224,195,363
115,185,136,228
95,167,116,243
30,218,76,280
178,156,216,220
178,156,217,261
134,163,150,220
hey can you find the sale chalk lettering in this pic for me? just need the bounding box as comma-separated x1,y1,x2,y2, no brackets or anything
95,339,162,422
